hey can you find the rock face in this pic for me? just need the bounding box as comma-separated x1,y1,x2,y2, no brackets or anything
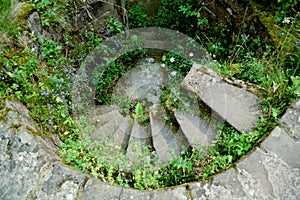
0,100,87,200
183,64,261,132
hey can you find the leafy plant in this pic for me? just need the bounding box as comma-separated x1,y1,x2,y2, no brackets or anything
155,0,199,36
105,17,124,34
29,0,67,26
275,0,299,23
126,3,151,28
134,101,143,117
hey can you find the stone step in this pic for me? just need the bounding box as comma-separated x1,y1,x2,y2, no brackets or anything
182,64,261,133
139,31,156,40
89,108,133,151
142,40,170,50
88,105,120,127
150,107,189,163
126,118,152,163
113,63,167,105
174,110,216,147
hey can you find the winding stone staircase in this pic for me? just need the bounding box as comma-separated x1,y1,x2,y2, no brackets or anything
88,60,262,166
1,62,300,199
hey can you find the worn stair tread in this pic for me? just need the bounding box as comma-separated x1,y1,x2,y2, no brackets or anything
182,64,261,133
90,109,123,128
89,105,119,119
174,110,215,147
150,107,188,162
90,109,133,151
126,118,151,163
113,63,167,104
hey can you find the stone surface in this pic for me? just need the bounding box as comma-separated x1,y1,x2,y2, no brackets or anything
120,187,152,200
189,146,300,199
261,126,300,168
281,107,300,142
31,163,87,200
126,118,151,162
113,62,168,105
236,149,274,198
0,100,88,200
82,178,122,200
151,186,190,200
174,110,215,147
90,108,133,150
183,64,261,133
150,107,188,163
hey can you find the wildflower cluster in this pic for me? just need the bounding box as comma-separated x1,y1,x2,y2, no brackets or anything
161,52,192,76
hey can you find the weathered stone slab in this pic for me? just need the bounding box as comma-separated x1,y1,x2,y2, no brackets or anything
281,107,300,142
261,126,300,168
32,163,87,200
190,146,300,199
188,168,245,199
90,109,123,128
236,148,274,198
120,187,152,200
174,110,215,147
0,100,88,200
89,105,119,120
236,148,300,199
182,64,261,132
82,178,122,200
90,109,133,151
151,186,189,200
150,107,188,163
0,102,59,200
212,168,245,198
113,63,168,105
126,118,151,162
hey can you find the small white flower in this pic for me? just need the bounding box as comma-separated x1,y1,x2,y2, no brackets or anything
162,55,166,61
170,71,177,76
170,57,175,63
282,17,291,24
189,52,194,57
161,63,166,68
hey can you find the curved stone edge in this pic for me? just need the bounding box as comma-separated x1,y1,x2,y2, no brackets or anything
1,99,299,200
188,99,300,200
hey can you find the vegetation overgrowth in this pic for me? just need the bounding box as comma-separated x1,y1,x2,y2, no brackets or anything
0,0,299,190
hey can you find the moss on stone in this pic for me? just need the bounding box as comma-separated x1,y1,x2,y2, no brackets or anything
257,12,280,46
10,2,34,26
0,97,11,123
249,1,280,46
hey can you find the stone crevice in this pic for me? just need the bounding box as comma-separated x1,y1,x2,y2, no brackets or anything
25,161,56,200
75,176,89,200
